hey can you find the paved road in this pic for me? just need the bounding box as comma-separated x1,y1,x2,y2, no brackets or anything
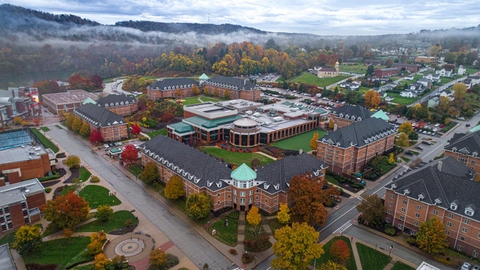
46,127,230,270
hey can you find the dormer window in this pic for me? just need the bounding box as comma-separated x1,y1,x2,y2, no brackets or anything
434,198,442,205
403,189,410,195
465,205,476,216
450,201,458,211
418,193,425,200
391,183,397,189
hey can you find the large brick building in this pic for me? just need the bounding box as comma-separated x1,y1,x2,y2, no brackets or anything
0,179,46,232
146,78,198,100
444,131,480,174
393,63,419,73
42,90,98,115
74,103,128,142
141,135,326,214
0,89,33,126
203,76,261,102
374,68,399,78
317,117,396,174
384,157,480,257
95,94,138,116
330,104,372,129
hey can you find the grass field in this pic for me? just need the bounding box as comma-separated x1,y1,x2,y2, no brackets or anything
202,147,274,166
311,236,357,270
199,96,227,103
273,129,326,151
146,128,167,138
356,242,391,270
391,261,415,270
76,210,138,233
291,72,350,87
79,185,121,209
40,126,50,132
387,93,416,105
29,128,59,153
79,167,92,182
22,237,91,269
339,64,374,74
181,96,202,105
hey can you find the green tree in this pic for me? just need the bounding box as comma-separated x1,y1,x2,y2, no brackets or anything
310,132,319,150
139,162,159,184
246,205,262,237
65,113,75,128
365,65,374,77
63,155,81,168
79,121,90,137
395,132,409,147
271,222,324,270
277,203,291,225
355,194,384,226
398,122,413,135
416,218,448,254
12,225,42,254
43,191,90,230
72,116,82,132
164,175,185,200
408,131,419,141
95,205,114,222
149,248,168,269
185,193,211,220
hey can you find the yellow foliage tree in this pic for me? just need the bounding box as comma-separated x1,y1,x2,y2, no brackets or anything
310,132,319,151
192,85,200,96
475,174,480,182
149,248,168,267
87,231,107,255
65,113,75,128
363,90,381,109
452,83,467,100
213,87,219,97
271,222,324,270
12,225,42,254
328,119,335,130
388,153,395,164
318,260,347,270
395,132,409,147
72,116,82,132
224,89,231,99
398,122,413,135
79,121,90,137
416,218,448,254
13,116,22,125
94,253,110,270
277,203,290,225
444,118,451,125
247,205,262,237
164,175,185,200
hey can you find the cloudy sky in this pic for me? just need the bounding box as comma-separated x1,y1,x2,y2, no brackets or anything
4,0,480,35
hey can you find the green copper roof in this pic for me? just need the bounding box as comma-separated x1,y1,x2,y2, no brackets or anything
371,110,389,121
184,115,242,129
199,73,209,80
313,107,328,114
83,97,97,105
169,122,194,133
231,163,257,181
469,125,480,133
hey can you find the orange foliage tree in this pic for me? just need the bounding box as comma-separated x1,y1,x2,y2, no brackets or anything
42,191,90,230
330,239,350,263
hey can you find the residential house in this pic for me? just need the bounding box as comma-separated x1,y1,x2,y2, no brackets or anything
462,75,480,89
404,75,414,80
393,63,419,73
204,76,261,102
338,82,360,91
417,78,432,89
423,73,441,83
74,103,128,142
440,90,454,101
384,157,480,257
444,131,480,174
317,117,396,174
427,96,440,108
95,94,138,116
458,65,467,76
400,90,418,98
374,68,399,78
436,68,454,77
146,78,198,100
141,135,327,214
330,104,372,129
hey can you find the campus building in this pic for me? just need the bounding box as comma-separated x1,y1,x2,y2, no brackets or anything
141,135,327,214
384,157,480,257
167,99,328,146
74,103,128,142
0,179,46,232
315,62,339,78
0,130,56,184
392,63,419,73
317,117,396,174
330,104,372,129
0,89,33,126
444,131,480,174
95,94,138,116
146,78,199,100
203,76,261,101
41,90,99,115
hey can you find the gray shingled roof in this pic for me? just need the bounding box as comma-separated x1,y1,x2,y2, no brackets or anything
256,154,325,194
388,156,479,221
147,78,198,90
205,76,256,91
332,104,371,120
320,117,396,148
96,94,137,107
74,103,125,127
445,131,480,155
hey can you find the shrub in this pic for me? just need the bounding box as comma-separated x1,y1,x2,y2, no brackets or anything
139,136,150,141
385,227,396,236
406,236,417,245
45,188,52,193
203,263,209,270
241,252,255,264
244,233,271,252
229,249,238,255
90,176,100,183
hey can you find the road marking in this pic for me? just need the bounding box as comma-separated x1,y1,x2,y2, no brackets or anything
333,221,352,234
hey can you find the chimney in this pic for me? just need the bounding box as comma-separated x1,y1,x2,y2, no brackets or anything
437,161,443,171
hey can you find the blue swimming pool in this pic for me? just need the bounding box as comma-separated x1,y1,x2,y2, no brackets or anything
0,130,34,151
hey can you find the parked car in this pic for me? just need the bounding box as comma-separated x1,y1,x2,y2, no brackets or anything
461,262,471,270
472,265,480,270
414,146,424,151
466,124,471,127
104,144,109,148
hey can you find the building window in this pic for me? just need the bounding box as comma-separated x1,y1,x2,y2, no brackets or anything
414,221,419,226
400,216,405,221
446,221,451,227
386,217,390,223
446,230,450,235
255,196,259,200
464,219,469,224
433,210,438,215
249,197,252,204
390,194,395,199
401,208,406,213
457,245,463,251
240,192,246,197
233,190,237,195
255,203,259,207
265,199,268,203
462,227,468,233
460,236,465,241
249,190,253,196
387,210,392,214
403,200,407,205
448,213,454,219
217,194,220,197
417,205,422,210
227,195,231,199
388,202,393,207
398,224,403,229
415,213,420,218
227,187,230,191
217,201,220,205
473,250,478,258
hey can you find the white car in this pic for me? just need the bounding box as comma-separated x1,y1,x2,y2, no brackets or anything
104,144,109,148
462,262,472,270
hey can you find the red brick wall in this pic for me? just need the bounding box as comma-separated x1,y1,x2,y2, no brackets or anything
105,103,138,116
10,204,25,228
147,88,194,100
26,192,47,209
0,155,51,182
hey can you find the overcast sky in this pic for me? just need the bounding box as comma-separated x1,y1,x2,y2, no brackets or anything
4,0,480,35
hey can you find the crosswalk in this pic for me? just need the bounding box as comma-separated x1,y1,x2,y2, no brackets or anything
333,220,352,234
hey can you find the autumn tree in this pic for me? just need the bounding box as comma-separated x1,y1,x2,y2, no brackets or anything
43,191,90,230
79,121,90,137
213,87,219,97
89,129,103,144
246,205,262,237
13,116,22,125
452,83,467,100
385,58,393,68
395,132,409,147
33,117,41,126
271,222,324,270
287,173,338,226
139,161,159,184
164,175,185,200
328,119,335,130
185,193,211,220
95,205,114,222
310,132,319,150
224,89,231,99
149,248,168,269
416,218,448,254
364,90,381,109
121,144,138,166
319,261,347,270
72,116,82,132
388,153,395,164
88,231,107,255
94,253,110,270
65,113,75,128
398,122,413,135
63,155,81,168
330,239,350,264
12,225,42,254
356,194,384,226
277,203,291,225
130,123,141,136
192,85,200,96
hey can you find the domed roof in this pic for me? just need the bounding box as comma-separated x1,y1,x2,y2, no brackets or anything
233,118,258,127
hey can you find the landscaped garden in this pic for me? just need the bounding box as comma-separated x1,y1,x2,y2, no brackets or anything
29,127,59,153
181,96,202,105
291,72,350,87
201,147,274,167
310,236,357,270
209,211,239,246
356,242,391,270
76,210,138,233
79,185,121,209
273,129,326,151
79,167,92,182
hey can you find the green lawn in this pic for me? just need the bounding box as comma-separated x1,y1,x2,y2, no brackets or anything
438,77,455,85
55,125,63,129
339,64,372,74
201,147,274,166
40,126,50,132
146,128,167,138
181,96,202,105
29,127,59,153
291,72,350,87
387,93,416,105
391,261,415,270
199,96,227,103
312,236,357,270
79,167,92,182
128,163,143,176
210,212,239,246
273,129,326,151
22,237,91,269
76,210,138,233
326,175,339,185
466,67,479,75
465,92,480,109
79,185,121,209
0,230,16,246
356,242,391,270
